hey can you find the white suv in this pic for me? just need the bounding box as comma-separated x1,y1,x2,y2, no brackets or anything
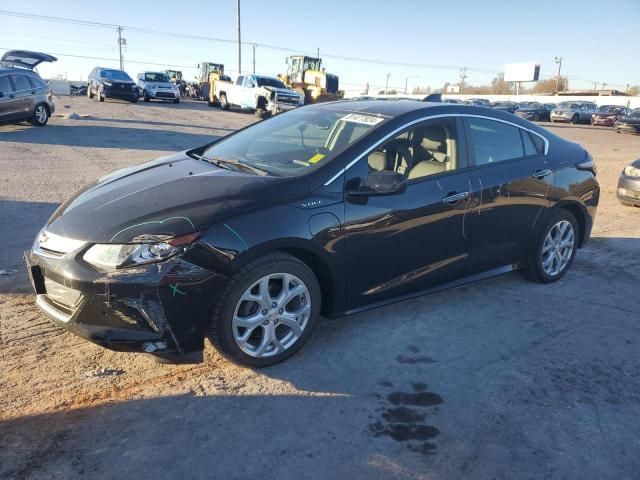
137,72,180,103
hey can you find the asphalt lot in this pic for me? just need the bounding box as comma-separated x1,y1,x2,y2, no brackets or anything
1,96,639,480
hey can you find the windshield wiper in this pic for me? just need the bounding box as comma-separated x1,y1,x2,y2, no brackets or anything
191,153,268,176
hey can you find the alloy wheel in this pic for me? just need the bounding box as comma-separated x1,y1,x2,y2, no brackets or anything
35,105,47,124
541,220,575,276
232,273,311,358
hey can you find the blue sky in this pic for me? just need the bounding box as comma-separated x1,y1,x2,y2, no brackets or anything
1,0,638,92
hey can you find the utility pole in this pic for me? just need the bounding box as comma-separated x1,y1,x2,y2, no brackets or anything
459,67,467,94
385,73,391,94
236,0,241,75
405,76,409,95
317,47,320,59
554,56,562,93
117,26,124,70
252,44,256,74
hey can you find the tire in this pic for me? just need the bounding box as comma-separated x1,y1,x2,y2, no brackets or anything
208,252,321,367
173,98,180,104
129,97,138,103
87,84,94,99
98,88,105,102
523,209,579,284
571,114,579,124
534,113,540,122
255,109,270,119
219,93,230,111
30,104,49,126
143,91,150,102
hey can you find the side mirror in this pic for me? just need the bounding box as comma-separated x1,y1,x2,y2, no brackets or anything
349,171,407,196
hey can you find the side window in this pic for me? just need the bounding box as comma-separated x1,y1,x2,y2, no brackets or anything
27,76,45,89
367,117,458,181
467,118,524,165
236,75,244,86
10,74,31,92
521,130,539,156
243,76,255,88
0,75,12,94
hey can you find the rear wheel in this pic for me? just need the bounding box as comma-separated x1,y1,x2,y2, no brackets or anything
571,114,579,124
30,104,49,126
523,209,578,283
208,252,321,367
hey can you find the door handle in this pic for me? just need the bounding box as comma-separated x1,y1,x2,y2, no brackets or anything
442,191,469,204
533,169,552,179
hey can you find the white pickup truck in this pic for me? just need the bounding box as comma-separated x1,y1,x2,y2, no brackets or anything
214,74,304,118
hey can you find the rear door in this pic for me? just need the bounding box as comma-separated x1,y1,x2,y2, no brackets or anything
8,74,34,118
343,116,473,310
0,74,17,119
463,116,552,274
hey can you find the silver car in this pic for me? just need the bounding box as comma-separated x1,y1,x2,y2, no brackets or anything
137,71,180,103
0,50,57,126
550,101,598,124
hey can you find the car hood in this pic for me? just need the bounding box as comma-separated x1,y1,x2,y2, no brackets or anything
1,50,57,70
45,151,308,243
554,108,576,113
263,86,301,97
617,116,640,124
103,79,136,85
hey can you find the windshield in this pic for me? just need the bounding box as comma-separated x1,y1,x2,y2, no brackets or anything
100,69,132,81
558,102,580,109
598,105,621,112
256,76,286,88
519,103,540,109
629,109,640,118
144,72,171,83
201,105,390,177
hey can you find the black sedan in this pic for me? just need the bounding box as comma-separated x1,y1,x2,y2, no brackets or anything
491,101,519,114
617,159,640,206
614,109,640,134
25,101,600,366
515,103,556,122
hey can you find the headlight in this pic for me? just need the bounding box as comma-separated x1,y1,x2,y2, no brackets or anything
624,165,640,177
102,81,112,87
83,232,200,269
131,85,138,91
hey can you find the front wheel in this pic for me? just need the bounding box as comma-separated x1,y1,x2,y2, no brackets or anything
571,114,579,124
87,84,94,99
523,209,578,283
208,253,321,367
98,88,105,102
173,98,180,104
143,90,150,102
219,93,230,111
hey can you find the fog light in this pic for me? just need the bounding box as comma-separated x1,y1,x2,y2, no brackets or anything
618,188,628,196
142,341,167,352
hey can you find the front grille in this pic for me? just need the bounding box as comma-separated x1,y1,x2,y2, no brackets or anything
278,96,300,105
326,75,339,94
155,91,175,98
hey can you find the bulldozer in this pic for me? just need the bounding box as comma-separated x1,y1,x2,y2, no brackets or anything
195,62,229,103
278,56,343,104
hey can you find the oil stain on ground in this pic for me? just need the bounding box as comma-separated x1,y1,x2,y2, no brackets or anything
370,380,443,456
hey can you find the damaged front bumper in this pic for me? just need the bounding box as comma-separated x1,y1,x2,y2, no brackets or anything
25,246,229,356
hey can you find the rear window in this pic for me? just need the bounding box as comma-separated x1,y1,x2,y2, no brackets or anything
0,75,11,93
10,74,31,91
27,76,46,89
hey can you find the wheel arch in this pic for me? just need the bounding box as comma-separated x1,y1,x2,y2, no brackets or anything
552,201,589,248
230,238,338,317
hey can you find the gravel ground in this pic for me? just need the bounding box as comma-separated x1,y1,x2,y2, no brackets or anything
1,96,639,480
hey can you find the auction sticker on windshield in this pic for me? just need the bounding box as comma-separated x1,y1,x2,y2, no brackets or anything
341,113,385,125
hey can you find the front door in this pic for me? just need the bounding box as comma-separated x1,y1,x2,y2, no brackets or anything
343,116,473,311
463,116,553,273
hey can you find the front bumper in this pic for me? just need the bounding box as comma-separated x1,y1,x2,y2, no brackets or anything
617,174,640,206
592,117,615,126
148,90,179,100
615,123,640,134
25,244,229,355
268,94,304,114
103,86,139,101
550,113,572,122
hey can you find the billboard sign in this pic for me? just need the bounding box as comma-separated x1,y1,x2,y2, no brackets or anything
504,63,541,82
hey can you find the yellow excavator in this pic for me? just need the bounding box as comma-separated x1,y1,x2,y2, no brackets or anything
194,62,231,104
278,56,343,104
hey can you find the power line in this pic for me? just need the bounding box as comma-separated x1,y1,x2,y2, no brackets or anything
0,9,499,74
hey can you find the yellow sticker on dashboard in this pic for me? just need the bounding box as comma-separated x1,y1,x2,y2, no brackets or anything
308,153,326,164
